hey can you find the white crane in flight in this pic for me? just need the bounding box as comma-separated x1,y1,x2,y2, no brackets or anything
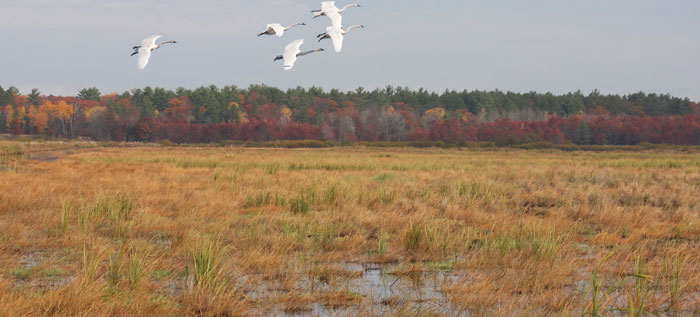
131,35,177,70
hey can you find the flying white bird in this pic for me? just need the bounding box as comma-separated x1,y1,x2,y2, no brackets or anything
258,22,306,37
312,1,361,28
313,1,362,17
131,35,177,70
318,25,364,53
273,39,324,70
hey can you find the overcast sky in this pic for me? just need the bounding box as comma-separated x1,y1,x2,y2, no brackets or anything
1,0,699,100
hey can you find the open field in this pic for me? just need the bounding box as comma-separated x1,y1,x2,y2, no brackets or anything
1,141,699,315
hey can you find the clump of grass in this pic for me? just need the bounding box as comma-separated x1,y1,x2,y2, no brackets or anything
289,194,311,215
488,234,519,256
427,261,453,271
404,223,423,252
661,255,683,312
629,256,651,316
10,267,32,280
484,229,562,260
458,180,503,209
57,200,74,236
371,173,396,182
81,244,105,282
42,268,67,281
189,239,225,291
323,183,342,206
529,232,563,260
244,191,276,208
589,272,602,317
105,247,145,290
377,232,389,255
377,188,396,205
150,269,175,281
421,189,433,203
312,225,337,251
106,251,123,288
92,193,133,222
79,193,135,240
127,253,145,289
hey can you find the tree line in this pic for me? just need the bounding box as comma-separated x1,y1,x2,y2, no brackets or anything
1,85,699,145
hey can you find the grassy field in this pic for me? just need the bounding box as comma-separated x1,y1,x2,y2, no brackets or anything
0,141,699,315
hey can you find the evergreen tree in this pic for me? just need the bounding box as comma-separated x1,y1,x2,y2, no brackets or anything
78,87,101,101
28,88,42,105
577,120,592,145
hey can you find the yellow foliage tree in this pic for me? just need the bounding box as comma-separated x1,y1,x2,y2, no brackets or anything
30,106,49,133
239,112,249,124
85,106,107,122
280,106,292,126
423,107,446,122
39,100,74,122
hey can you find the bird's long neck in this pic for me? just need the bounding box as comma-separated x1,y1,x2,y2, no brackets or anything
297,48,323,57
338,4,359,13
343,25,364,34
152,40,176,51
284,22,304,30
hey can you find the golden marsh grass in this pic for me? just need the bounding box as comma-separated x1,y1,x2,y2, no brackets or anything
0,142,699,315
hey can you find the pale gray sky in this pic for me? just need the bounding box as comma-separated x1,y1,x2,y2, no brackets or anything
1,0,699,100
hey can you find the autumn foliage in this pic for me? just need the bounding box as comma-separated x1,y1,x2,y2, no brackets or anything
1,85,699,145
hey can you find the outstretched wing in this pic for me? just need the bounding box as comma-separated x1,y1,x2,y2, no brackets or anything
327,27,344,53
141,35,162,47
269,24,285,37
283,39,304,70
137,47,152,70
321,1,336,11
326,10,343,29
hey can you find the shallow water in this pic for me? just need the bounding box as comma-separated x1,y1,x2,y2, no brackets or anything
273,262,466,316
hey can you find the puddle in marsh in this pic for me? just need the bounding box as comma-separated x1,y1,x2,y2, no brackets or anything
263,262,466,316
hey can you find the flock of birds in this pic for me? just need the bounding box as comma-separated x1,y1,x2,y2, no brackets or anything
131,1,364,71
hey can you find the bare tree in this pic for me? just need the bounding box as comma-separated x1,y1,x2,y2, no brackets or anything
377,110,406,141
